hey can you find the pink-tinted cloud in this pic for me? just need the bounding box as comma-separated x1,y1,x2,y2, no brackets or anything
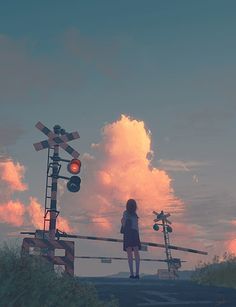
65,115,183,237
93,115,183,214
227,239,236,255
225,221,236,255
27,197,44,229
0,158,71,232
0,200,25,227
0,160,27,191
28,197,72,232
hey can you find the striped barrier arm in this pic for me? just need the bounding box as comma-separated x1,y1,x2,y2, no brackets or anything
21,232,208,256
58,233,207,255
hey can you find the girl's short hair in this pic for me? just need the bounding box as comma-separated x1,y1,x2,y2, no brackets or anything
126,199,137,215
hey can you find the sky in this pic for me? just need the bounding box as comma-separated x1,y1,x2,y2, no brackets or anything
0,0,236,276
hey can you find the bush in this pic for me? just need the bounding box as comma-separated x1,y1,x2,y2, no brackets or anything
0,243,118,307
192,252,236,288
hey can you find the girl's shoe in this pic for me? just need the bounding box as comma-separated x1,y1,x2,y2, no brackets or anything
129,275,135,279
134,275,140,279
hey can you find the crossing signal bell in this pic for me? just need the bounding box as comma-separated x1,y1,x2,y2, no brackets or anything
67,159,81,174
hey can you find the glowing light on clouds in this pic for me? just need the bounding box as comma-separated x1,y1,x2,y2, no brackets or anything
227,239,236,255
100,115,182,207
28,197,72,232
76,114,183,235
0,160,27,191
0,159,71,230
0,200,25,227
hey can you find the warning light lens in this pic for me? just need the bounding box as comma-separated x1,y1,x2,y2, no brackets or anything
67,159,81,174
67,176,81,192
153,224,159,231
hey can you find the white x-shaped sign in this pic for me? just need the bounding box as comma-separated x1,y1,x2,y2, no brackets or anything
33,121,80,158
153,211,172,224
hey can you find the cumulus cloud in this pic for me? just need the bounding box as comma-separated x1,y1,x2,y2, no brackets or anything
63,114,183,239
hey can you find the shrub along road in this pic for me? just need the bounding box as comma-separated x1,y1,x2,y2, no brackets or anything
79,277,236,307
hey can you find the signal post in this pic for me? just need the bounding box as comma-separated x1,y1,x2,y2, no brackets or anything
153,210,181,278
21,122,82,276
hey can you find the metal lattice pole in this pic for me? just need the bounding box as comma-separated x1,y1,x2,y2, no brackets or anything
43,147,51,237
161,216,172,272
48,125,60,240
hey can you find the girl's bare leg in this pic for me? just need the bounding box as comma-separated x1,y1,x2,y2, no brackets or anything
133,246,140,276
126,247,134,276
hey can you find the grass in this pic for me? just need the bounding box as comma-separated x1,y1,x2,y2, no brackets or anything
192,252,236,288
0,243,118,307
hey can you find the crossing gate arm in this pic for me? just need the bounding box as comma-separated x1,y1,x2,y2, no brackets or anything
57,232,208,255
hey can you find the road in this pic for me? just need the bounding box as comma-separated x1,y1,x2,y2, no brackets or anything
79,277,236,307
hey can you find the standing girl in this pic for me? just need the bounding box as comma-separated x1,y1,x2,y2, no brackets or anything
121,199,141,279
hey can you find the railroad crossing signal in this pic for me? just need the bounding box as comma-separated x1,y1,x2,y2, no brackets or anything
153,210,174,274
33,121,81,239
153,210,172,224
20,122,82,276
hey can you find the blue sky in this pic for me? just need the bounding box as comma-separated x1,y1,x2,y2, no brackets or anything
0,1,236,276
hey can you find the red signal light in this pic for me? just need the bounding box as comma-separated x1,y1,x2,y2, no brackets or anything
67,159,81,174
